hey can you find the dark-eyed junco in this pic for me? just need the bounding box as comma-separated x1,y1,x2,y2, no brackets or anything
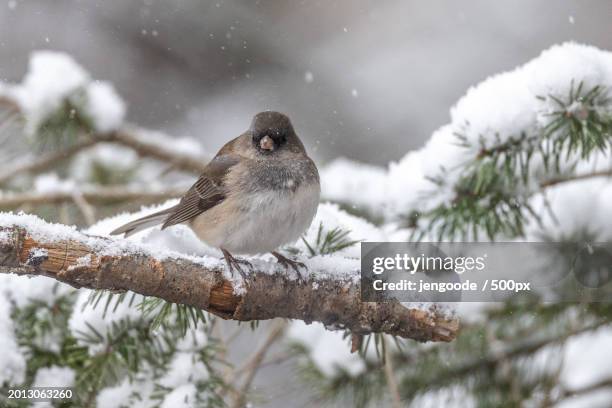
111,111,320,278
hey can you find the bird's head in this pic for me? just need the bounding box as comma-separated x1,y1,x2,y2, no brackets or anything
250,111,304,155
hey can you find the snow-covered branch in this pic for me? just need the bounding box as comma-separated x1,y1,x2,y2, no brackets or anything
0,137,102,185
0,51,208,179
539,169,612,188
0,214,458,342
108,128,207,174
0,186,185,208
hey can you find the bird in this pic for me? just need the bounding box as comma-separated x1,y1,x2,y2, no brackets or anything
110,111,320,280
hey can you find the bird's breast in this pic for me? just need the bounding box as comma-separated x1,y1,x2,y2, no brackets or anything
190,157,320,254
190,181,319,254
240,157,319,194
228,180,320,253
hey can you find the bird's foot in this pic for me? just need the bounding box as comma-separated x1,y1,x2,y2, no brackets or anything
272,251,307,282
221,248,252,280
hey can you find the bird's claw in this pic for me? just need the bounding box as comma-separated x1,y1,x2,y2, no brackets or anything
221,249,252,280
272,251,307,283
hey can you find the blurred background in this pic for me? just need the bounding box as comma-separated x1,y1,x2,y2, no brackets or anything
2,2,612,407
2,0,612,164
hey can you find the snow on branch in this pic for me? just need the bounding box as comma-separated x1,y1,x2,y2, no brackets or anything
0,51,208,177
0,137,102,185
0,213,458,342
0,186,185,208
109,128,208,173
319,43,612,234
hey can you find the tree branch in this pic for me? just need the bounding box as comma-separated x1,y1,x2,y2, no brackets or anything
0,186,185,208
0,137,103,185
70,192,97,225
540,168,612,189
383,336,402,408
401,320,607,389
0,216,459,343
0,94,206,178
548,377,612,406
230,321,287,408
0,95,20,113
107,129,207,174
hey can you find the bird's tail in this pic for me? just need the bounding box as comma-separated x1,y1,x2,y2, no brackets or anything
110,206,176,237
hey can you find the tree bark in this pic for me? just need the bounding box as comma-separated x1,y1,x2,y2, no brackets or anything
0,220,459,342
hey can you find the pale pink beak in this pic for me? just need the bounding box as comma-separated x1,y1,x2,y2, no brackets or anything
260,135,275,151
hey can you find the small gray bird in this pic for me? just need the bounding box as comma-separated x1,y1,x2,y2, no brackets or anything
111,111,320,277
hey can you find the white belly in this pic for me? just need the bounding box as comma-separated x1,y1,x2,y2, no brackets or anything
190,182,320,254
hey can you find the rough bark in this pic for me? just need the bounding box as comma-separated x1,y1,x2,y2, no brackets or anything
0,223,459,342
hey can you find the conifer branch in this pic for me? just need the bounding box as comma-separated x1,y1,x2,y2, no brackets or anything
0,137,104,185
107,129,207,174
230,321,287,408
547,377,612,406
0,218,459,343
539,168,612,188
398,320,607,390
0,186,185,208
0,94,207,180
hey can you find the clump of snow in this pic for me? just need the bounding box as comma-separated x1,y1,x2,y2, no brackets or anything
561,326,612,392
34,172,75,193
527,177,612,240
84,81,126,133
71,143,138,182
0,274,72,309
556,390,612,408
387,124,470,214
4,50,126,135
131,128,208,160
0,229,11,244
321,43,612,223
287,321,365,377
0,211,97,243
68,289,146,354
305,255,360,283
96,375,155,408
159,352,209,389
160,384,198,408
32,365,75,388
10,51,89,135
0,293,26,386
95,337,209,408
28,246,48,259
321,158,388,215
176,328,208,352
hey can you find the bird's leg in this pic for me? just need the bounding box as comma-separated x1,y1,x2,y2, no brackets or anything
271,251,307,282
221,248,252,280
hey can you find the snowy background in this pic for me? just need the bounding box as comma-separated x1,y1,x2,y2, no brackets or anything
1,0,612,164
1,1,612,407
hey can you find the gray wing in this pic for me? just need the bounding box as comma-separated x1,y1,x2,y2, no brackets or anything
110,154,239,237
161,154,239,229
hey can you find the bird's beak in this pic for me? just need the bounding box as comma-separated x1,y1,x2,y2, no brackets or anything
260,135,275,151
